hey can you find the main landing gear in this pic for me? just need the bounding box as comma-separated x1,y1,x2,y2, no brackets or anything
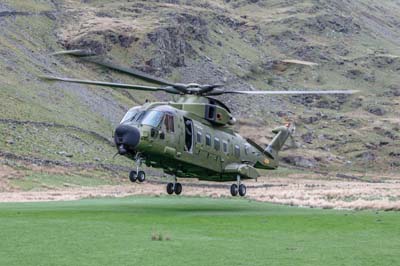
129,158,146,183
166,176,182,195
230,175,246,197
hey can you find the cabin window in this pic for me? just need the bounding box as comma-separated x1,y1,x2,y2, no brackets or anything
206,134,211,146
214,137,220,151
196,131,202,143
234,145,240,157
164,114,174,133
223,141,228,154
205,105,216,120
244,144,250,155
184,118,193,153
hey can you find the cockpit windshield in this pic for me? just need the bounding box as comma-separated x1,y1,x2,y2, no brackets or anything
120,107,142,124
141,110,164,128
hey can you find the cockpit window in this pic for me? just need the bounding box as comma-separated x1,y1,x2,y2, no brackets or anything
120,107,141,124
134,111,145,122
141,111,164,127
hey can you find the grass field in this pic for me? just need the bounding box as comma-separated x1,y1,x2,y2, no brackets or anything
0,197,399,266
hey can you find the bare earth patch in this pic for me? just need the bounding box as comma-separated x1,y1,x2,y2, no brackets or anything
1,158,399,210
1,175,400,211
254,178,400,210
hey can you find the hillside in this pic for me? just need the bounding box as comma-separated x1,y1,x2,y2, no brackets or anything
1,0,400,186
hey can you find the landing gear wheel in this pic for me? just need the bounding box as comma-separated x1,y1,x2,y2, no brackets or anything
239,184,246,197
174,183,182,195
166,183,174,195
230,184,238,196
129,171,137,183
137,171,146,182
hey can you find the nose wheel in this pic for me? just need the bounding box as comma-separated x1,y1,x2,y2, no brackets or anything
129,170,137,182
129,170,146,183
137,171,146,182
230,175,246,197
129,158,145,183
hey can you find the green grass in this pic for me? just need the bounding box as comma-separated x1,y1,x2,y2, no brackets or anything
0,197,399,266
0,121,134,166
0,0,51,12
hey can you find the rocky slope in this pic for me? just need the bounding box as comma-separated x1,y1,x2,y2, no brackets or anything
1,0,400,177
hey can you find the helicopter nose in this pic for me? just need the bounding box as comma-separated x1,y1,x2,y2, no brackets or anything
114,125,140,154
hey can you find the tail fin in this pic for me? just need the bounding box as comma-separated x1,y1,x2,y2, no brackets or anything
264,123,295,159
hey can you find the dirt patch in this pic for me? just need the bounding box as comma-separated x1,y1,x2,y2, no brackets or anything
0,164,26,192
1,176,400,211
253,178,400,211
1,153,399,210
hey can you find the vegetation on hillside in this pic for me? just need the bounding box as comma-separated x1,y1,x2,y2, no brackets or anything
1,0,399,177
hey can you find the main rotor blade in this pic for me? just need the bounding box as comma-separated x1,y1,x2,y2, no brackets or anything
198,83,225,94
50,49,97,57
83,57,176,87
40,75,166,91
221,90,359,95
52,50,176,87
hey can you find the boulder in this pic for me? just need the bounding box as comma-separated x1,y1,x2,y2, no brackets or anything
301,132,314,144
356,151,376,161
302,116,320,124
282,156,318,168
368,107,386,116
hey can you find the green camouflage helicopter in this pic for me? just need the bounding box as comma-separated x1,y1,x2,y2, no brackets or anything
42,50,357,197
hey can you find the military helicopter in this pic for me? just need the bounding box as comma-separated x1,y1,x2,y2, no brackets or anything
41,50,357,197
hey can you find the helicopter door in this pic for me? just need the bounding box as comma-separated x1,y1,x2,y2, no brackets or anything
184,118,194,153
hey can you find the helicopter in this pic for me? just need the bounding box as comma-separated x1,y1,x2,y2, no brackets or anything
41,49,357,197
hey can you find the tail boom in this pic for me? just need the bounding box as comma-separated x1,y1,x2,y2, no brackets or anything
255,123,295,170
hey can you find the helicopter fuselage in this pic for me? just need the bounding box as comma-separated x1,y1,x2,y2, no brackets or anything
114,98,279,182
